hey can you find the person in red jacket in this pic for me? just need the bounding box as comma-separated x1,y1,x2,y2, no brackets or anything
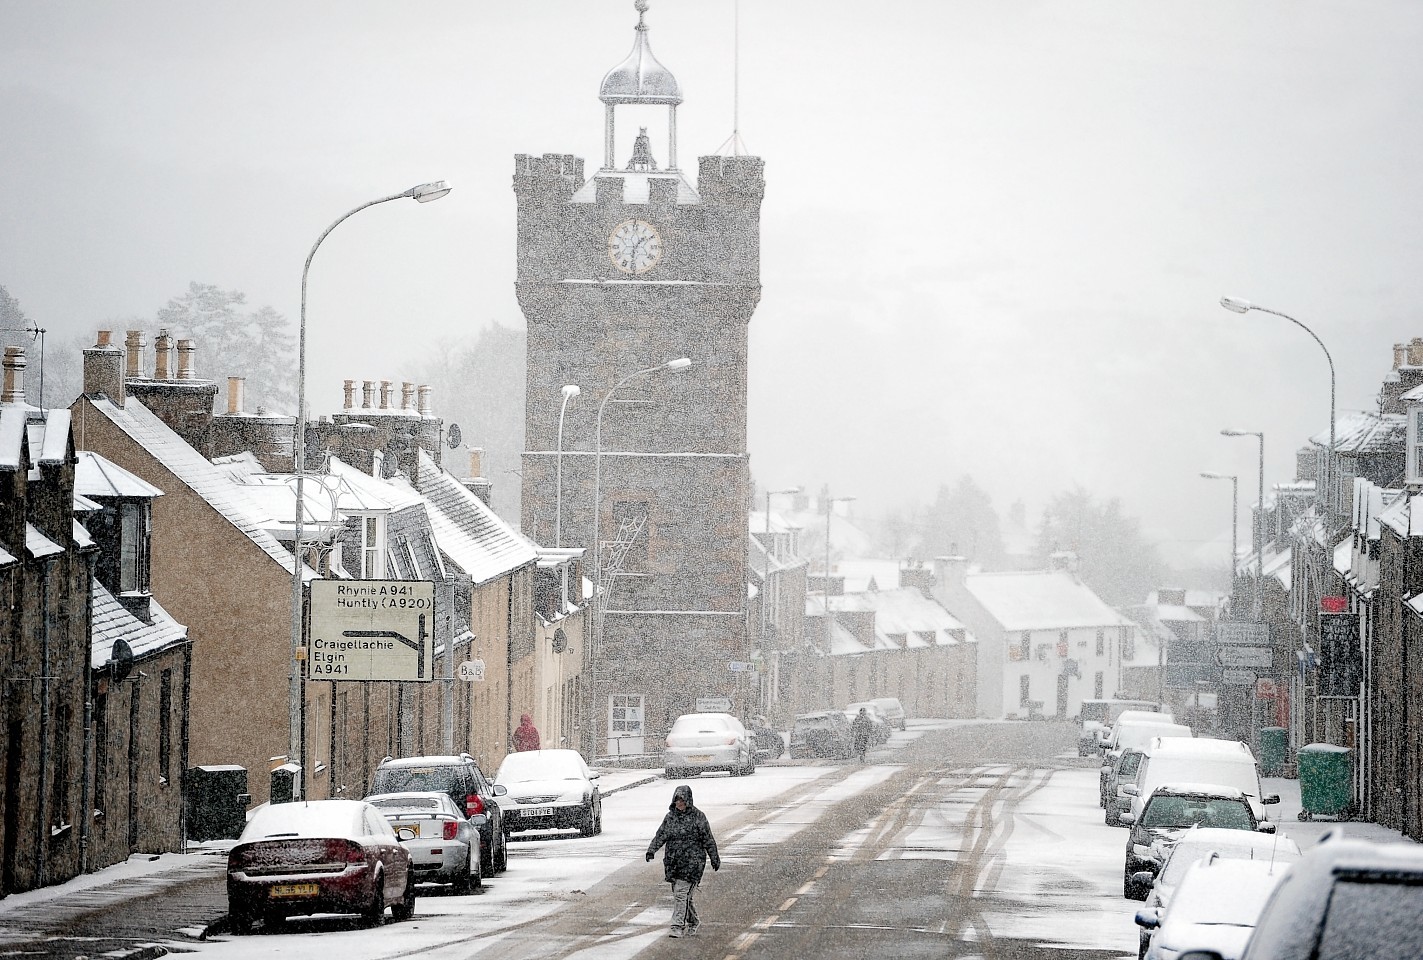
513,713,541,752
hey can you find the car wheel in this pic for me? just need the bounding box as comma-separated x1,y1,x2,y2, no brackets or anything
391,876,416,922
480,827,495,875
262,912,286,933
359,875,386,928
1123,873,1149,901
594,807,603,835
579,802,596,837
228,905,253,935
495,828,508,874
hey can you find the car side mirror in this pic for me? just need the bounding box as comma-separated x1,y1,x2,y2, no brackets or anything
1131,870,1155,886
1176,953,1226,960
589,772,600,780
1262,793,1281,804
1120,812,1137,825
1257,822,1276,834
492,784,507,796
1122,785,1139,797
1134,908,1161,930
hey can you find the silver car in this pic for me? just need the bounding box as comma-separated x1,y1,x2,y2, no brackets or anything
663,712,757,777
365,792,481,894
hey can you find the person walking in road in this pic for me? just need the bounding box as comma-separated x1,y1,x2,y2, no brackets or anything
850,707,874,763
646,784,720,938
513,713,541,752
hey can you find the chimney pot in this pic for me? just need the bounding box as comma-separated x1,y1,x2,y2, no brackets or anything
469,447,484,478
417,385,432,416
2,346,26,404
1395,343,1409,370
1410,338,1423,368
227,377,245,415
154,329,174,380
380,380,393,410
343,380,355,410
177,338,197,380
125,330,147,380
401,381,415,411
96,330,112,348
362,380,374,409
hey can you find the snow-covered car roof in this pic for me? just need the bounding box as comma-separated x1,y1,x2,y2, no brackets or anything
495,749,593,783
240,799,389,841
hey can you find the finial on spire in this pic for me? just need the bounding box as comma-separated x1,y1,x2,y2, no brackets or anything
635,0,649,28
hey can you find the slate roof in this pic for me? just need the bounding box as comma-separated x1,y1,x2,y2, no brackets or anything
963,569,1134,632
84,396,306,578
91,580,188,667
413,450,538,585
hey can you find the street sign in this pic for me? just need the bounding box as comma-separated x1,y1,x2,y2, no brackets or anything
728,661,753,673
1218,646,1273,669
1222,668,1256,685
1318,611,1361,698
308,580,436,681
1217,621,1269,646
458,659,485,682
1256,677,1278,699
696,697,732,713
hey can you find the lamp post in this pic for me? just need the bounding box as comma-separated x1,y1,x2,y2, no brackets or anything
1200,471,1239,587
1221,298,1336,519
554,384,580,548
823,494,855,707
289,180,451,794
587,357,692,758
1222,430,1264,622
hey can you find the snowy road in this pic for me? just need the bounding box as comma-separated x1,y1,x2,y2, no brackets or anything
183,720,1140,960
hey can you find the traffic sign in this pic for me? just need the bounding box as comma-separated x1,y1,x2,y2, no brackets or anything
728,661,753,673
308,580,435,681
1217,621,1269,646
1218,646,1273,669
696,697,732,713
1222,668,1255,685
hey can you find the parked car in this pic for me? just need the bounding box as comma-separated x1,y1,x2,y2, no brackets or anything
1079,698,1163,756
844,702,892,744
1101,715,1185,807
368,754,508,877
663,712,757,777
1227,834,1423,960
1135,827,1301,958
364,792,482,894
494,748,602,837
748,716,784,759
1135,855,1291,960
1105,729,1195,825
226,798,415,933
1122,783,1274,900
870,696,907,731
788,710,855,759
1121,738,1279,827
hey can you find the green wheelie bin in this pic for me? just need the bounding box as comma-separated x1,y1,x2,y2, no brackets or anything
1297,742,1352,821
1259,726,1288,777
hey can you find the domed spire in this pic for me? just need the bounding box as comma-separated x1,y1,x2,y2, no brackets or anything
599,0,682,106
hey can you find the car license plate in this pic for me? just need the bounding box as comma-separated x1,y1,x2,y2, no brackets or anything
689,755,712,762
520,806,552,818
269,883,319,898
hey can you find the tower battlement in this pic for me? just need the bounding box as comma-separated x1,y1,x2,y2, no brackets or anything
697,155,765,205
513,153,585,200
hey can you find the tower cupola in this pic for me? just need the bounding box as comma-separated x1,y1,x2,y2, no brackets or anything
598,0,682,172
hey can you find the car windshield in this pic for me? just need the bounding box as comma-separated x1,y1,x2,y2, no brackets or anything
796,716,837,731
1316,878,1423,958
1081,702,1112,723
497,750,587,782
1170,864,1288,926
1143,795,1253,830
366,795,445,812
1118,752,1143,777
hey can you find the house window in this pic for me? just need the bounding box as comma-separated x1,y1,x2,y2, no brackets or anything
119,502,149,593
610,695,644,739
360,515,387,578
159,669,173,783
1096,630,1105,656
1094,671,1104,698
94,694,108,816
1019,632,1031,659
1037,644,1050,661
1413,410,1423,482
1019,675,1031,707
610,502,649,572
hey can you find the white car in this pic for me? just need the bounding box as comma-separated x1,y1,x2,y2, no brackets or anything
365,791,482,894
663,712,757,777
870,696,907,731
494,749,602,837
1135,855,1290,959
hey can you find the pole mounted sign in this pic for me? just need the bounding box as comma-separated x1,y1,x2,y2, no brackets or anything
1318,609,1361,698
309,580,435,681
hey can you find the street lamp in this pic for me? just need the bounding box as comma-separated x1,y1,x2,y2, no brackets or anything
1221,297,1336,518
1200,471,1239,590
289,180,451,796
1222,430,1264,622
587,357,692,758
554,384,580,548
823,494,855,707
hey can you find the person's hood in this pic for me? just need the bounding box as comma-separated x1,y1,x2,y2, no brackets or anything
519,714,533,725
669,784,694,810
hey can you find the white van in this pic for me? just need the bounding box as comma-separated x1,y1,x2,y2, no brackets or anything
1121,737,1281,824
1104,726,1193,826
1100,711,1178,806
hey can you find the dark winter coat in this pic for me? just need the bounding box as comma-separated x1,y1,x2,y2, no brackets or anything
646,785,720,885
850,710,874,752
513,714,540,752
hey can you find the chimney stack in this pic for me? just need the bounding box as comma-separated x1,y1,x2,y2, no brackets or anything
227,377,245,415
83,330,126,404
417,385,432,416
469,447,484,478
2,347,26,404
176,339,197,379
362,380,374,409
343,379,355,410
1409,338,1423,368
401,381,415,411
153,330,174,380
124,330,147,379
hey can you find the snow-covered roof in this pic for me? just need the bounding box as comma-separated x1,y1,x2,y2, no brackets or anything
0,406,70,470
1153,604,1205,623
963,569,1134,632
75,450,165,499
1311,410,1406,455
26,522,63,559
827,588,970,648
25,410,71,465
84,396,305,578
1262,545,1292,588
91,580,188,667
414,450,538,585
825,619,868,655
837,559,909,593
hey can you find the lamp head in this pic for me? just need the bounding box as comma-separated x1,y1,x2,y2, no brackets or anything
665,357,692,371
410,180,452,203
561,384,581,399
770,486,802,495
1220,296,1253,314
1200,471,1234,480
1221,428,1255,437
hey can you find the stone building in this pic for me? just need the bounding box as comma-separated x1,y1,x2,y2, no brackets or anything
516,4,763,755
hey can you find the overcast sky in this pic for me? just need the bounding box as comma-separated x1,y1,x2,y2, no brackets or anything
3,1,1421,566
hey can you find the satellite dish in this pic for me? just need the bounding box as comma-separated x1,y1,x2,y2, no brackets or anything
447,423,462,448
552,628,568,654
110,638,134,683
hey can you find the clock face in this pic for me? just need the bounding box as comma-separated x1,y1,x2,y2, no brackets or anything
608,219,663,275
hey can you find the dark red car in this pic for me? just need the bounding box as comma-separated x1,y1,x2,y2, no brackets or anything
227,798,415,933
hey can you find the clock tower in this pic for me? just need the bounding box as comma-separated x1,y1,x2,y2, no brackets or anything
516,1,764,757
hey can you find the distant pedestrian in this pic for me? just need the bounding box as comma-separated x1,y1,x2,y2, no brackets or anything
645,784,720,938
513,713,541,752
850,707,874,763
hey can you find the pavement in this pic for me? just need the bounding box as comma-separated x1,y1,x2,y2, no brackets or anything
0,766,662,959
0,763,1407,959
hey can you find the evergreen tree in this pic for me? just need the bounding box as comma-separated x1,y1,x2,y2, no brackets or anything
155,282,295,412
1034,486,1165,606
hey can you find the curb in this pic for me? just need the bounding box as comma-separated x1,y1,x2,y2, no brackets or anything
106,944,169,959
199,915,230,940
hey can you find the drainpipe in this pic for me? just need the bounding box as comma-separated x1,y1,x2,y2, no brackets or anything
36,559,53,887
79,556,96,873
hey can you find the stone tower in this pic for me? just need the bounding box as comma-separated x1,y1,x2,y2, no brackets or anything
516,0,764,755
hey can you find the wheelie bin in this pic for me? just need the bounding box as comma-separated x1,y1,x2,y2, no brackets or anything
1259,726,1288,777
1297,742,1352,820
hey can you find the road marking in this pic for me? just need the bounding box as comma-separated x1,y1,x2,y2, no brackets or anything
754,914,778,929
777,897,796,912
794,879,817,894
